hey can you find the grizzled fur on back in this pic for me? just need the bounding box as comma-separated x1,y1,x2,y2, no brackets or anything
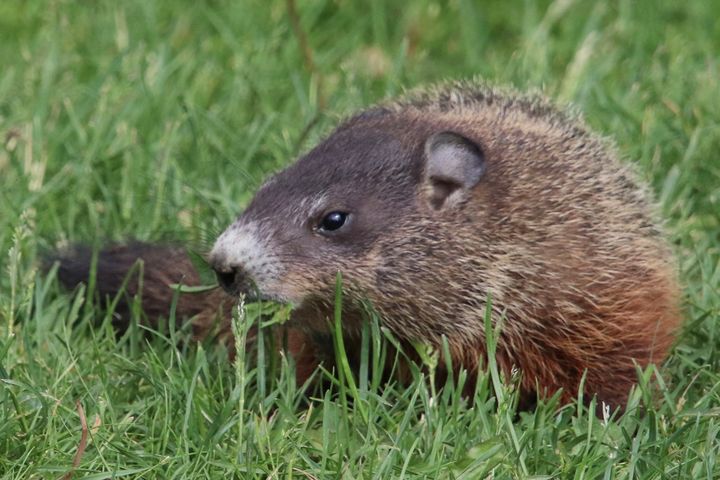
55,82,682,411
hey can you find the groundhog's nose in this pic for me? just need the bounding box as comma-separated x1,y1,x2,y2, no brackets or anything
214,266,238,294
211,262,255,297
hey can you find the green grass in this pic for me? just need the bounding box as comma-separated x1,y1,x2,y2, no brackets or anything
1,0,719,477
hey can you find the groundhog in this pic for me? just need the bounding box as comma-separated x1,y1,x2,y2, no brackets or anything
54,82,682,410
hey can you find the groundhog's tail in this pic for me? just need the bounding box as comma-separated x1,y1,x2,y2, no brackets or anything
49,242,231,338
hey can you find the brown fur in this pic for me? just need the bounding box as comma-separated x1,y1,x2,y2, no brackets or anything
54,82,682,411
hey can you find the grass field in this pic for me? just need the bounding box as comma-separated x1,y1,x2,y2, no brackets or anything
1,0,719,478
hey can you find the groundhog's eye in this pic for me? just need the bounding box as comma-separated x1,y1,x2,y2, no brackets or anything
318,211,349,232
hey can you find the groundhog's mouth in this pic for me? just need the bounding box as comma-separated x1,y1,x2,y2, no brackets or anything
242,291,281,303
229,287,296,307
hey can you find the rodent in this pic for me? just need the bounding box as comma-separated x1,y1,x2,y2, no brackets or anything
55,82,682,410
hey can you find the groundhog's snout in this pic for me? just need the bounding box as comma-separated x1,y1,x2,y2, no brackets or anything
209,220,273,299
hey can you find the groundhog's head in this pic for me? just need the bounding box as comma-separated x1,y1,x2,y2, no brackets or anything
209,113,487,331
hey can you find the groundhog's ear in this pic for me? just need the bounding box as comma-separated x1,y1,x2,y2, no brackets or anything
423,131,486,210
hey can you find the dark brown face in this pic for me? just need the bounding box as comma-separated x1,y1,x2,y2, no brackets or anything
209,113,486,313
